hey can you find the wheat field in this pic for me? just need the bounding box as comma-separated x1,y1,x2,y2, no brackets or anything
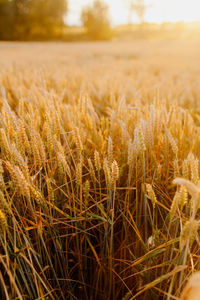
0,40,200,299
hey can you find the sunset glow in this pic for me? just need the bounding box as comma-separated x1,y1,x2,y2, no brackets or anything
67,0,200,25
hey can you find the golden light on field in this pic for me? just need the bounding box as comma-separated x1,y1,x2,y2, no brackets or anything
1,39,200,299
68,0,200,25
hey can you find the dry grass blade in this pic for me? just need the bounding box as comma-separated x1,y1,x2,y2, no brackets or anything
130,266,186,299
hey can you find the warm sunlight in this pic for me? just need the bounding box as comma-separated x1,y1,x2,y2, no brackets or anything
68,0,200,25
1,0,200,299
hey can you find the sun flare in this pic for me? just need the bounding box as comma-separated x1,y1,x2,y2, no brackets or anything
68,0,200,25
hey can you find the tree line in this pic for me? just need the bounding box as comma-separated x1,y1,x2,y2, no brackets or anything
0,0,149,40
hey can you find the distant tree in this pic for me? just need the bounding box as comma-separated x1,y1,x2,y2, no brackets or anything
0,0,68,40
127,0,151,24
32,0,67,28
0,0,14,39
30,0,68,38
81,0,112,40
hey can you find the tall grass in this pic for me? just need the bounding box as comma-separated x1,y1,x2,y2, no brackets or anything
0,41,200,299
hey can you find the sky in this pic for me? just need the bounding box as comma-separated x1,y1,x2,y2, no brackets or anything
66,0,200,26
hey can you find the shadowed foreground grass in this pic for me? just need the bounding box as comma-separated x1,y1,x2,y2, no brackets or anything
0,41,200,299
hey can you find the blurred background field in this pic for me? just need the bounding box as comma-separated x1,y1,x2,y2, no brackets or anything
0,40,199,104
